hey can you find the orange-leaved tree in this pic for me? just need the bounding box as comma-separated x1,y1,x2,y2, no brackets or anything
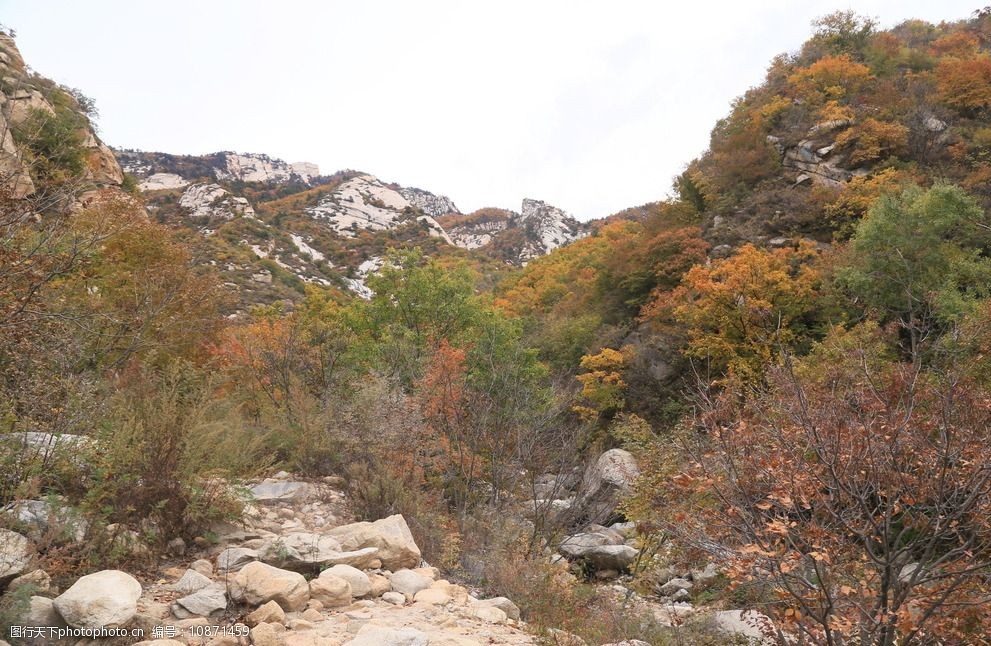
641,241,823,386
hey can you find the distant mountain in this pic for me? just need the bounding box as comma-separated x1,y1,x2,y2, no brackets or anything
115,149,590,307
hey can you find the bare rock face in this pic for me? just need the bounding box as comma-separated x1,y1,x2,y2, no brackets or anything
576,449,640,525
328,515,421,570
399,185,461,217
53,570,142,629
518,198,585,260
0,34,123,196
179,183,254,219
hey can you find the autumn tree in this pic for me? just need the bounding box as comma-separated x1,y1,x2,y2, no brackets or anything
833,118,908,166
935,55,991,113
643,242,823,386
418,314,554,520
677,325,991,645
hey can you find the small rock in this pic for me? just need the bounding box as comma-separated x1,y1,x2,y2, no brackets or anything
167,537,186,556
474,596,520,621
382,591,406,606
691,562,720,588
217,546,258,571
658,577,693,597
190,559,214,577
246,600,287,627
389,569,432,599
323,564,371,597
308,572,351,608
473,604,508,624
175,569,213,595
173,585,227,618
249,622,284,646
367,573,391,597
413,587,452,605
301,608,323,622
8,569,52,595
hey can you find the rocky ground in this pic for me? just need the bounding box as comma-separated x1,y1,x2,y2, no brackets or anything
1,465,777,646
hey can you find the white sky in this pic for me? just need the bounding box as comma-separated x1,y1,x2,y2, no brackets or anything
1,0,976,220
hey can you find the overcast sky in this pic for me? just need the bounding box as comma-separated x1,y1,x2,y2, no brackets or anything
1,1,977,219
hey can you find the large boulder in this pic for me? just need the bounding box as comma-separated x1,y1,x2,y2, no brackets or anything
328,515,420,570
558,532,637,572
249,481,309,505
322,564,371,597
53,570,142,629
576,449,639,524
260,532,380,572
21,595,68,629
230,562,309,612
0,529,31,584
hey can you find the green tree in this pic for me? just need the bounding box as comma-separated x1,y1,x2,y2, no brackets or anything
354,250,483,385
839,184,991,361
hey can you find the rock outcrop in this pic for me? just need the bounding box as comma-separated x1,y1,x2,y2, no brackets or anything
179,182,255,220
576,449,640,525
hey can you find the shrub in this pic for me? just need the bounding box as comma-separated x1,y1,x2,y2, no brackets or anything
83,362,269,542
10,106,87,184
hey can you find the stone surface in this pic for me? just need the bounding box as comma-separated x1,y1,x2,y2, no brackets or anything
250,481,309,503
245,600,286,627
0,529,31,584
381,591,406,606
174,568,213,595
53,569,142,629
308,572,351,608
323,564,371,597
658,577,693,597
8,568,51,594
576,449,640,525
476,596,521,621
231,561,309,612
389,569,432,599
344,626,430,646
473,605,508,624
708,609,778,645
173,585,227,617
217,546,258,571
22,595,67,628
328,515,421,570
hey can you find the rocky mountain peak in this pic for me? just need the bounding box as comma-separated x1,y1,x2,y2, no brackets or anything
398,186,461,218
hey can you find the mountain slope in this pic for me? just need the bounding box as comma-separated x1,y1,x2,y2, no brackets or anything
117,149,590,308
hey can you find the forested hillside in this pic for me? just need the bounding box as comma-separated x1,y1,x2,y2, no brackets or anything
1,9,991,646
